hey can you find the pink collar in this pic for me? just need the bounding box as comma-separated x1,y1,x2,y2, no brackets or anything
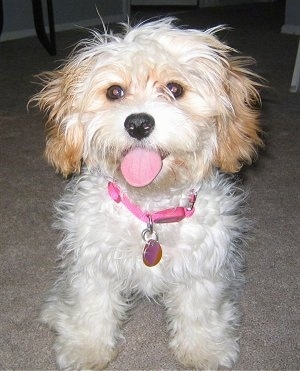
108,182,197,224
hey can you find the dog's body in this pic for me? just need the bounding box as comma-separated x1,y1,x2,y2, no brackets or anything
36,18,262,370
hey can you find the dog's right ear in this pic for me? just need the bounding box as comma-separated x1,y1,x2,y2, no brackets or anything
33,70,84,177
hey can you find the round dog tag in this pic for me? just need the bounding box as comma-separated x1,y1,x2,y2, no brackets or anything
143,239,162,267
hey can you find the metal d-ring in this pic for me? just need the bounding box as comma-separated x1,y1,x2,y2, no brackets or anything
141,228,158,243
141,215,158,242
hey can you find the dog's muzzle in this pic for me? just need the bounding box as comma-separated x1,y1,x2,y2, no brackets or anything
124,113,155,140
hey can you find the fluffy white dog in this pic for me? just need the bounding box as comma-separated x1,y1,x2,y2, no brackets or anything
35,18,262,370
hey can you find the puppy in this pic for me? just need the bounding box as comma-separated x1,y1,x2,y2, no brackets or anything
35,18,262,370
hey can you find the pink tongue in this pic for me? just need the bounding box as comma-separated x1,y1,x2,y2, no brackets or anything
121,148,162,187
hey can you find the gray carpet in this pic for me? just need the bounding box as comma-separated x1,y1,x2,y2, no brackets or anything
0,1,299,369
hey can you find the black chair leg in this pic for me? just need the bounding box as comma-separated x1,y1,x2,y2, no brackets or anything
32,0,56,55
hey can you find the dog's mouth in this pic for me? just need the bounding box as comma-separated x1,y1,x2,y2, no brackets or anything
120,147,168,187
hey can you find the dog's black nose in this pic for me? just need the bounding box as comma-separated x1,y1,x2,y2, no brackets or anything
124,113,155,140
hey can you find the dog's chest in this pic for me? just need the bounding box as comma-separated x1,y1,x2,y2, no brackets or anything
63,173,237,296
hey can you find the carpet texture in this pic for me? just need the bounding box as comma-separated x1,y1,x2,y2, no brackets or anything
0,1,299,369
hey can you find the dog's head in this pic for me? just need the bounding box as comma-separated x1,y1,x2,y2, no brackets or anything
35,18,262,190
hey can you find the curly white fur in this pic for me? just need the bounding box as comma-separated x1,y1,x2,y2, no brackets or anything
34,18,262,370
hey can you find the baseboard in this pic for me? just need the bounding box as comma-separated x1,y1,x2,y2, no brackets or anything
281,25,300,36
0,15,127,42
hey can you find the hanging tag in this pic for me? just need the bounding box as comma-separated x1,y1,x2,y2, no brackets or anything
143,239,162,267
141,226,162,267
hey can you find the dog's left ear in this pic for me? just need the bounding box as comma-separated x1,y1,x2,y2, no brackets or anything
213,58,263,173
33,70,85,177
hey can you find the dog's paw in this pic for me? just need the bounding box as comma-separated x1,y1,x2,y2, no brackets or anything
170,336,239,370
54,337,118,370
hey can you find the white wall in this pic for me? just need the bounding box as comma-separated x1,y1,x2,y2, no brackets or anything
284,0,300,27
1,0,129,41
131,0,269,6
282,0,300,36
131,0,197,4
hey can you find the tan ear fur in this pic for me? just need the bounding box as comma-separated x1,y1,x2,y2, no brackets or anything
44,122,83,177
214,58,263,173
34,70,84,177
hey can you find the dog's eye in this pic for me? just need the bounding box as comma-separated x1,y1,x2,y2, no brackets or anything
106,85,125,100
166,82,184,99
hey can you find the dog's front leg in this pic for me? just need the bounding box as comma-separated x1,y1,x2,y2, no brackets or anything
42,271,127,370
165,278,239,370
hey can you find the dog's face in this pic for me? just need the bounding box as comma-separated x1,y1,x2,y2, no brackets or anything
36,19,261,190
